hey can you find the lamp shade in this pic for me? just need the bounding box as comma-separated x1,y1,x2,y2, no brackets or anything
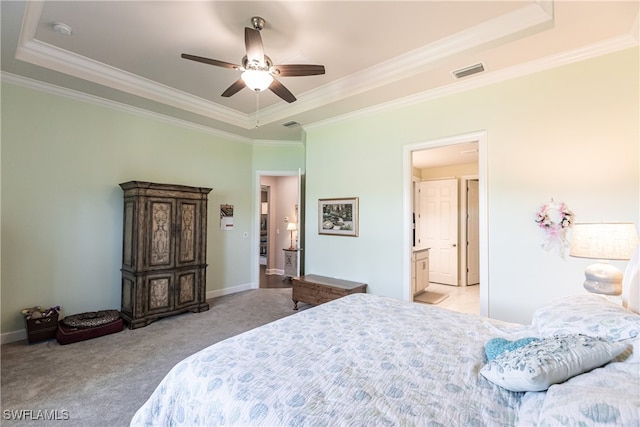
570,222,638,260
241,70,273,92
570,222,638,296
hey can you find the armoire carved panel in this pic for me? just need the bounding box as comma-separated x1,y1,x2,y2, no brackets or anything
150,201,172,266
120,181,212,329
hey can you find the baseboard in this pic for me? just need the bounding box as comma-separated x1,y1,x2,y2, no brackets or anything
205,282,255,300
266,268,284,275
1,329,26,345
1,284,258,345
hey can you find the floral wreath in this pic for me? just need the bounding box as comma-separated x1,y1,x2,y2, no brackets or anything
535,200,574,257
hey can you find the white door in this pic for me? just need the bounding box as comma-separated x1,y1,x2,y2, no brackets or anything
467,179,480,285
420,179,459,286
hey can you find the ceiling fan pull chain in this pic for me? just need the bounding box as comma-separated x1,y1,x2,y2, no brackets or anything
255,92,260,128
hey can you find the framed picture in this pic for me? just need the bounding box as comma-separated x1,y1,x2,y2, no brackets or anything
318,197,359,237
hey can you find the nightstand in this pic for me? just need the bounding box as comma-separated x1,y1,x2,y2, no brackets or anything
283,249,299,279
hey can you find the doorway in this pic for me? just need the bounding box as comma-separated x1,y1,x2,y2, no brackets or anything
403,131,488,316
260,186,270,268
255,171,303,289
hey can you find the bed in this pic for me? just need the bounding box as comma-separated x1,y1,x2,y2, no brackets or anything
131,250,640,426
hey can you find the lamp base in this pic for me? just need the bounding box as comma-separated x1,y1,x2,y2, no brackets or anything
583,261,623,296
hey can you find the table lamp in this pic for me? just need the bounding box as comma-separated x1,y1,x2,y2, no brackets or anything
569,222,639,295
287,222,297,249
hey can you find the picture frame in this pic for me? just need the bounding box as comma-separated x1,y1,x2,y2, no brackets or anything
318,197,359,237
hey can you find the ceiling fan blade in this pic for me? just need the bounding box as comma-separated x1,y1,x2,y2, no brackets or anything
269,79,296,103
181,54,239,69
245,27,264,63
272,64,326,77
221,79,246,97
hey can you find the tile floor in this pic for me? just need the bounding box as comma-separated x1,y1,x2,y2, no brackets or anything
418,282,480,315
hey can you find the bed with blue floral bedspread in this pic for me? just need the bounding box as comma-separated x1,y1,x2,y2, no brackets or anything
131,292,639,427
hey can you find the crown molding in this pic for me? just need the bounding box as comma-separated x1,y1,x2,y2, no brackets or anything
15,0,552,130
5,33,635,147
8,2,637,143
252,1,554,126
5,31,636,146
15,2,253,130
252,139,303,147
305,33,638,133
15,39,252,129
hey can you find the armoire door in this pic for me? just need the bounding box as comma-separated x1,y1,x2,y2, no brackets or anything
175,199,201,268
144,272,174,315
147,199,175,270
175,269,199,309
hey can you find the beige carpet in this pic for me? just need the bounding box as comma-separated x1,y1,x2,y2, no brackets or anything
414,290,449,305
1,288,307,427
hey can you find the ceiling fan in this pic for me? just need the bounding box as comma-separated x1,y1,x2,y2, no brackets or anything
181,16,325,103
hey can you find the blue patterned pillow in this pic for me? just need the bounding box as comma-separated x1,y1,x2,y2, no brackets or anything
480,334,628,392
485,337,539,361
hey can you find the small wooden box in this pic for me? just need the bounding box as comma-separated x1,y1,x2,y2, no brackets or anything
25,313,59,344
292,274,367,310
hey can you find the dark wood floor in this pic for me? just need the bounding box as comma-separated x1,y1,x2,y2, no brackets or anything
260,265,292,288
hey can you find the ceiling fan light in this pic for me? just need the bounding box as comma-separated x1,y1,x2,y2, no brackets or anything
241,70,273,92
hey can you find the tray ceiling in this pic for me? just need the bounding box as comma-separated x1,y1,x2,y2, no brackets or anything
1,1,638,146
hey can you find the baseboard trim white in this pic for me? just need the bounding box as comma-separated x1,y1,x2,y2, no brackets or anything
1,329,27,345
205,283,255,300
1,285,258,345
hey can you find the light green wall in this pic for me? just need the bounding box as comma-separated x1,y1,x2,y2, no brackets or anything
252,143,305,172
0,83,303,334
304,47,639,324
2,47,638,334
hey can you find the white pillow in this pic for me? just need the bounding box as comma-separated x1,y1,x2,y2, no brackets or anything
532,294,640,362
532,294,640,342
480,334,628,392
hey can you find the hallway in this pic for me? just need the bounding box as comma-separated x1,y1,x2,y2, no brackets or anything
260,265,292,289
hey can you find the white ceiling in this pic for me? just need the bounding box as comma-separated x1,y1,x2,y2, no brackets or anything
1,1,638,168
412,142,478,170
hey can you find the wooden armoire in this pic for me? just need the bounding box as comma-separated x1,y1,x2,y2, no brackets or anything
119,181,212,329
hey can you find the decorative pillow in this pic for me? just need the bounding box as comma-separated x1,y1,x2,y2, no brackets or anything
532,294,640,342
484,337,539,361
480,334,628,392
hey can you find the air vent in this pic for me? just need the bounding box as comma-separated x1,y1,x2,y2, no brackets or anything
282,121,300,128
452,63,485,79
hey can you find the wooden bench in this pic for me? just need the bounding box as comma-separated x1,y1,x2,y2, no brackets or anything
291,274,367,310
